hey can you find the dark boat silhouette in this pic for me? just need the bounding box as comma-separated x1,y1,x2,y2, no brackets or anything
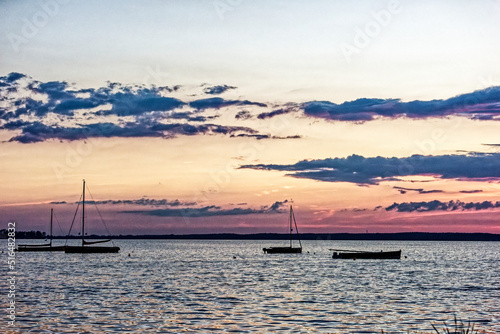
263,205,302,254
64,180,119,254
17,208,66,252
330,249,401,259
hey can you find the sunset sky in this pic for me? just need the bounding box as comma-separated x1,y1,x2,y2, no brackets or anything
1,0,500,235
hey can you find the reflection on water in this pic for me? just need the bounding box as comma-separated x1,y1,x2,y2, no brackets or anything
2,240,499,333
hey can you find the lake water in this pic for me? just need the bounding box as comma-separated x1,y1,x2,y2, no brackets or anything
2,239,499,333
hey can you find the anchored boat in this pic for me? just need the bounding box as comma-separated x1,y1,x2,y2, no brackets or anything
330,249,401,259
263,205,302,254
64,180,120,254
17,208,66,252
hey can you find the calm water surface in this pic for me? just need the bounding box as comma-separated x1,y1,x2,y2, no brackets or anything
2,240,499,333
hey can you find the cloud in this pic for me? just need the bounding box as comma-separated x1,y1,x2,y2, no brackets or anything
257,108,294,119
158,85,181,93
385,200,500,212
6,121,260,143
37,81,74,100
230,133,301,140
235,110,252,120
123,200,289,217
1,73,279,143
240,153,500,184
459,190,483,194
0,74,186,119
394,186,444,194
168,111,217,122
1,72,26,82
151,123,259,137
5,72,499,145
8,122,158,143
51,198,197,206
104,93,185,116
301,86,500,121
189,97,267,110
203,85,236,95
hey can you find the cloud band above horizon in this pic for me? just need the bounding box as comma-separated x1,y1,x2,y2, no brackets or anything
1,73,500,143
240,153,500,185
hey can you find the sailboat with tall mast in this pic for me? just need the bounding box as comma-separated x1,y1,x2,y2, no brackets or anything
65,180,120,253
263,205,302,254
17,208,66,252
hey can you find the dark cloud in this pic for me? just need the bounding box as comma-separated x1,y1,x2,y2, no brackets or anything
459,190,483,194
0,75,186,119
1,120,32,130
150,123,259,137
386,200,500,212
394,186,444,194
240,153,500,184
15,98,50,117
231,133,271,140
6,121,260,143
52,198,197,206
37,81,74,100
168,112,217,122
189,97,267,110
257,108,294,119
235,110,252,120
230,133,301,140
419,189,444,194
268,199,289,211
301,86,500,121
1,73,275,143
203,85,236,95
53,98,106,115
105,93,185,116
272,135,301,139
2,72,26,82
123,200,289,217
158,85,181,93
7,122,158,143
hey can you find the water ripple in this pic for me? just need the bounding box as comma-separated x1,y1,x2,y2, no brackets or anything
2,240,498,333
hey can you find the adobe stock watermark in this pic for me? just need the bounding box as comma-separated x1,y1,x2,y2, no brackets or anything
6,0,71,54
5,222,17,328
340,0,402,63
394,75,499,178
142,65,170,86
51,128,107,183
413,75,498,157
213,0,244,20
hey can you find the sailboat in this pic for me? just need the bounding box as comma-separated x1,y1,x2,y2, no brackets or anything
64,180,120,253
16,208,66,252
263,205,302,254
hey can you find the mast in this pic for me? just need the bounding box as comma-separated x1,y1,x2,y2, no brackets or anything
50,208,53,247
289,205,293,248
292,207,302,249
82,179,85,247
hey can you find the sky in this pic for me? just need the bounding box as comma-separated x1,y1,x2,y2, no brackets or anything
1,0,500,235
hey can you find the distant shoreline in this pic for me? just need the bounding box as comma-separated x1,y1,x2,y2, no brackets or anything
6,232,500,241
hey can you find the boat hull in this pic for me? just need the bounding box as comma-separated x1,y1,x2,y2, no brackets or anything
16,245,66,252
263,247,302,254
332,250,401,259
65,246,120,253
